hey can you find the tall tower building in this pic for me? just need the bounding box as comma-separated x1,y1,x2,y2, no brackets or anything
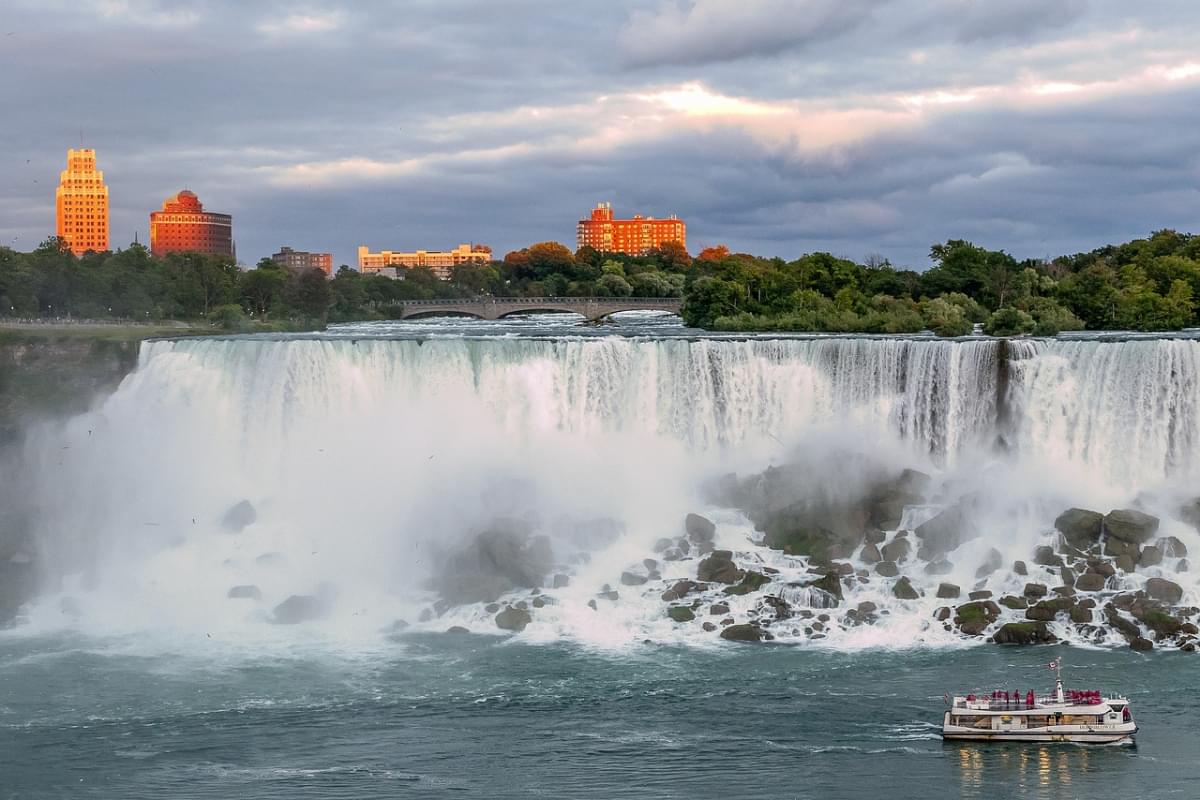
149,190,234,259
55,149,110,255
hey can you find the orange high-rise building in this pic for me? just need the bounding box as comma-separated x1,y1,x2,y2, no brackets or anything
576,202,686,256
149,190,234,259
55,149,110,255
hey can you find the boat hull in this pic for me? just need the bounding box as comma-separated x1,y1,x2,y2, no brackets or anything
942,725,1137,744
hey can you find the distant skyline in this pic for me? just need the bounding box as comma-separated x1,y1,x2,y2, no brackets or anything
1,0,1198,269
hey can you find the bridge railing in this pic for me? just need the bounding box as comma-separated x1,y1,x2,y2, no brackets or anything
398,297,682,306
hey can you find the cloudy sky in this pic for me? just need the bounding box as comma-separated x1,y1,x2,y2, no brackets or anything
1,0,1197,269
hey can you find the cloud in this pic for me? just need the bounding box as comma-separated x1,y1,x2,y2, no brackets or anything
257,11,345,37
950,0,1089,43
620,0,884,67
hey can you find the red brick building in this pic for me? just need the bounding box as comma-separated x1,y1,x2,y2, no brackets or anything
576,202,686,256
149,190,234,259
272,246,333,276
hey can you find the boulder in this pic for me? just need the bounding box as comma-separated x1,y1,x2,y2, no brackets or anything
1013,560,1028,576
697,551,742,584
859,542,882,564
1139,546,1163,568
993,622,1057,645
1054,508,1103,549
937,583,961,599
804,572,844,604
221,500,257,532
432,525,554,604
1146,578,1183,604
1159,536,1188,558
620,571,648,586
553,573,570,589
924,558,954,576
719,623,763,643
702,621,717,632
446,626,470,634
1075,573,1106,592
653,537,672,553
914,505,977,559
709,603,730,615
880,537,911,564
892,576,919,600
661,580,701,602
867,469,930,529
272,594,330,625
1033,546,1063,567
685,513,717,543
1130,636,1154,651
495,607,533,632
999,595,1027,610
724,571,771,596
975,548,1004,579
1114,554,1136,573
1023,583,1048,598
227,585,262,600
1060,567,1076,587
1103,509,1159,543
968,590,993,600
865,529,888,545
1086,559,1116,578
959,620,989,636
955,601,1000,628
762,521,842,561
857,601,878,615
667,606,695,623
875,560,899,578
936,606,952,622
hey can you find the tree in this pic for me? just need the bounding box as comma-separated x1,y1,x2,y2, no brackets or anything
921,297,972,337
651,241,692,271
983,307,1035,337
285,267,332,319
241,264,289,317
595,273,633,297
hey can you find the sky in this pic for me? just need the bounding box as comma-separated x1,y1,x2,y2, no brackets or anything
0,0,1197,270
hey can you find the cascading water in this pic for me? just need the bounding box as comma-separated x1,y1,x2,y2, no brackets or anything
7,329,1199,650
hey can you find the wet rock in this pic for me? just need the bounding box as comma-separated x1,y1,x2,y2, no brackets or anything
860,542,882,564
485,603,501,613
221,500,257,532
1130,636,1154,651
685,513,717,543
1180,559,1190,572
1139,546,1163,568
446,625,470,634
1114,554,1136,573
1103,537,1140,559
1086,559,1116,578
804,572,844,603
936,606,952,622
1052,586,1076,598
892,576,919,600
719,623,763,643
875,560,899,578
959,620,988,636
1159,536,1188,558
1025,603,1058,622
702,621,717,632
1060,567,1076,587
868,469,930,529
495,607,533,632
1069,605,1092,624
924,559,953,576
857,601,878,615
1075,573,1106,592
432,525,554,604
914,504,978,559
1104,604,1141,641
1000,595,1028,610
272,593,331,625
993,621,1057,645
1023,583,1048,598
880,537,911,564
620,571,648,587
1104,509,1159,543
653,538,673,553
419,608,434,623
587,599,598,611
830,561,855,576
975,548,1004,579
552,573,570,589
724,571,770,596
697,551,742,584
968,590,993,600
661,580,701,602
1146,578,1183,604
865,529,888,546
937,583,961,599
709,603,730,615
227,585,262,600
1055,508,1104,549
662,548,683,562
667,606,696,623
597,590,619,602
761,595,792,620
1013,560,1028,576
1033,546,1064,567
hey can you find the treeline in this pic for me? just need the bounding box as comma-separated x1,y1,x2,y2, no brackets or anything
681,230,1200,335
0,238,688,328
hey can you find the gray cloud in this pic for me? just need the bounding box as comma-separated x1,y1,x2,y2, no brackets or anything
951,0,1090,43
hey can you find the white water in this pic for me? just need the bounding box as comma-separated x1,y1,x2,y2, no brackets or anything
8,329,1200,650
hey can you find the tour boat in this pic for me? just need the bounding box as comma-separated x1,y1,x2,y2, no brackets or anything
941,659,1136,744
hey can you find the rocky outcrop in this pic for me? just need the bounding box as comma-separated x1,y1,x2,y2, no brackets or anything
937,583,961,599
719,623,763,643
1054,508,1103,549
804,572,844,603
667,606,695,622
661,580,702,601
431,524,554,604
272,593,331,624
495,606,533,632
221,500,257,533
1145,578,1183,604
892,576,919,600
1074,572,1106,592
1103,509,1159,544
685,513,716,544
914,504,977,559
724,571,770,596
993,622,1057,645
697,550,742,584
880,537,910,564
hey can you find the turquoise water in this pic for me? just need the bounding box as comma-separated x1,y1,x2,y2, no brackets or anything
1,635,1193,799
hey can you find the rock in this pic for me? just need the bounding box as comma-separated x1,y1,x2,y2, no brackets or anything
936,606,952,621
880,537,911,564
761,595,792,620
432,525,554,604
959,620,988,636
868,469,930,529
1086,559,1116,578
1146,578,1183,604
805,572,844,603
1052,586,1076,598
1104,604,1142,641
892,576,919,600
1075,572,1106,592
1033,546,1063,567
1025,603,1058,622
667,606,695,623
924,559,953,576
446,626,470,634
419,608,434,623
724,571,770,596
762,520,842,561
993,622,1057,645
1139,546,1163,568
221,500,257,532
860,542,882,564
1023,583,1048,598
597,590,619,602
1114,554,1136,573
661,580,701,602
653,538,673,553
1055,508,1104,549
1180,559,1190,572
553,573,570,589
620,571,648,586
485,603,501,613
1013,560,1028,576
857,601,878,615
865,529,888,545
1060,567,1076,587
227,585,262,600
1159,536,1188,558
975,548,1004,579
1130,636,1154,651
1104,509,1159,543
937,583,961,599
719,623,763,643
587,599,597,610
662,548,683,562
709,603,730,615
697,551,742,584
685,513,717,543
1070,605,1092,624
1000,595,1028,610
272,593,330,625
968,590,993,600
1137,609,1183,639
495,607,533,632
875,560,899,578
1103,537,1140,559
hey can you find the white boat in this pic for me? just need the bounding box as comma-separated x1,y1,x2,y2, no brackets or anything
941,659,1136,744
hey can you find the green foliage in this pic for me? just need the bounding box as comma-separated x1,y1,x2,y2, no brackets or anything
212,303,246,330
921,297,972,337
983,307,1036,337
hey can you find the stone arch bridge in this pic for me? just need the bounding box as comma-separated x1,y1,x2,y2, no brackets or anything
394,296,683,322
